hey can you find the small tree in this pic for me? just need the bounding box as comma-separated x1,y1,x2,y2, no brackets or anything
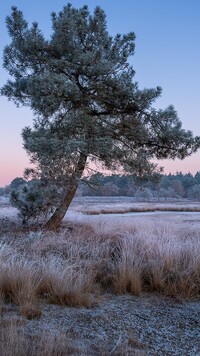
188,184,200,201
158,187,177,200
1,4,199,228
100,182,120,196
135,187,154,201
171,179,184,198
10,180,54,224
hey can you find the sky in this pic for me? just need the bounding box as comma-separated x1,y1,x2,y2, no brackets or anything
0,0,200,186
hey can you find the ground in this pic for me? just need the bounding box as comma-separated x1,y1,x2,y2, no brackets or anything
0,196,199,355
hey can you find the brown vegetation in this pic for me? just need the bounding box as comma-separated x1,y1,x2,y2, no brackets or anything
0,220,199,310
0,207,200,354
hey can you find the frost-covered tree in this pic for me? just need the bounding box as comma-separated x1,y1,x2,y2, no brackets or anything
188,184,200,201
1,4,199,228
10,180,56,224
9,177,26,190
100,182,119,196
135,187,154,201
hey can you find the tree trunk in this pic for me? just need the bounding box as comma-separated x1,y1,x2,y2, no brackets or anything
44,152,87,230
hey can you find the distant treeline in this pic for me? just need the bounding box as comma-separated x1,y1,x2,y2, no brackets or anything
2,172,200,200
79,171,200,200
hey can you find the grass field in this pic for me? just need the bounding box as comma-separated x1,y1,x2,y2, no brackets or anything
0,196,200,354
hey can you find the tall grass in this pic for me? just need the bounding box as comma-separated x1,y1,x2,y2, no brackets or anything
39,256,96,307
0,220,199,318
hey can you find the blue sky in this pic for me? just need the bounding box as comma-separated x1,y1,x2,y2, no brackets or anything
0,0,200,186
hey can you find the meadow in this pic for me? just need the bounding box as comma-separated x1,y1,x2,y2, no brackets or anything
0,196,199,355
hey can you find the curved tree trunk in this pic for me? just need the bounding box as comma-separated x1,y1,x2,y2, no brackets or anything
45,152,87,230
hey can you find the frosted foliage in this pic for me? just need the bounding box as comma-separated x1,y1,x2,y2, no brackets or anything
10,181,58,224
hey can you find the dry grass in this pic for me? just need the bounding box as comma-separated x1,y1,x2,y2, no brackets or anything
0,215,199,354
0,245,42,316
112,235,143,295
74,200,200,215
0,219,199,320
0,320,146,355
0,319,86,356
138,223,200,296
39,256,96,307
0,316,146,355
1,198,200,352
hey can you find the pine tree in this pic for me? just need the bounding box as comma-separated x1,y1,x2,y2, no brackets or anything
1,4,199,228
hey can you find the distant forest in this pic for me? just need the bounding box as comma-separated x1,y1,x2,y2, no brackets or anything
2,171,200,201
80,172,200,200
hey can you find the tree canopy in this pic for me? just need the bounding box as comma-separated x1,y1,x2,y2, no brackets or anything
1,4,199,228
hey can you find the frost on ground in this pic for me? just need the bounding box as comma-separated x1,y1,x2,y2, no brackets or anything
71,196,200,215
0,197,200,355
1,293,199,355
0,196,18,219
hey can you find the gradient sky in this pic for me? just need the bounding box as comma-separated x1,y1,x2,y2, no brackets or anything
0,0,200,186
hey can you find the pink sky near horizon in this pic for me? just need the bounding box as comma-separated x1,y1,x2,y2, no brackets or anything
1,141,200,187
2,154,200,188
1,0,200,187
